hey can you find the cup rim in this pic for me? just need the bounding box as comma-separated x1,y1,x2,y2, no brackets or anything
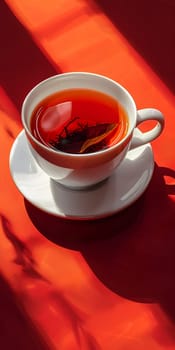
21,72,137,158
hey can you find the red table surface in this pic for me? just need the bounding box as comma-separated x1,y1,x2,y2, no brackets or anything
1,1,175,349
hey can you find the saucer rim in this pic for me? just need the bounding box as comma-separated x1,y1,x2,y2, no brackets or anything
9,130,154,221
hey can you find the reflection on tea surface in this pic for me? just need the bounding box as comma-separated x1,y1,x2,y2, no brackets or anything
30,88,129,154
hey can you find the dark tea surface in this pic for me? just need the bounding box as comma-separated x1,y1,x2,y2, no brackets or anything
30,88,129,154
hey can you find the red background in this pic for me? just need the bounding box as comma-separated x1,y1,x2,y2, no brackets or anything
1,1,175,349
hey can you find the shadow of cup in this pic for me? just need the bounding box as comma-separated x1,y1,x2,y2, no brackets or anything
25,163,175,304
79,164,175,303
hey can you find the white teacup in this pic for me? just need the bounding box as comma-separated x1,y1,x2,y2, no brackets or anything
22,72,164,189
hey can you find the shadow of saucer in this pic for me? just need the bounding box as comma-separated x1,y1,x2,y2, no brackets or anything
24,192,145,250
25,164,175,305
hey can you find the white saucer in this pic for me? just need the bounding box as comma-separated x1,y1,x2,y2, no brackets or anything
9,130,154,220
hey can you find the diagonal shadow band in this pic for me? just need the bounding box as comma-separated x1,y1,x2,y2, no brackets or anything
0,1,60,116
0,273,51,349
90,0,175,93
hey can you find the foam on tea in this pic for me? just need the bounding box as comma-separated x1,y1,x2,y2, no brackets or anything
30,88,129,154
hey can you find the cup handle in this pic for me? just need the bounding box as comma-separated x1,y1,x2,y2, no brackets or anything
130,108,165,149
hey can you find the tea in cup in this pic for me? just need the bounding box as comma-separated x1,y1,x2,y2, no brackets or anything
22,72,164,189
